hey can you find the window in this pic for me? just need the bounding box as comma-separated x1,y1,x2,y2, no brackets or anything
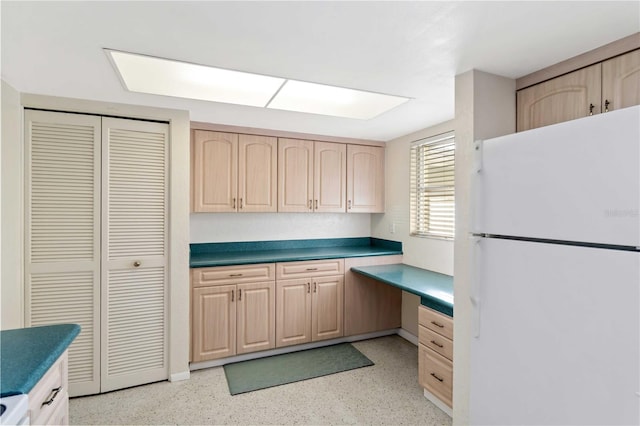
410,132,455,239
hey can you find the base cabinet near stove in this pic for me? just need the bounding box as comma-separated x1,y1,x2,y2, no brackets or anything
28,350,70,425
191,263,276,362
418,305,454,413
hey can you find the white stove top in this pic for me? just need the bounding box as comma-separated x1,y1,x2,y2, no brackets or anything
0,394,28,425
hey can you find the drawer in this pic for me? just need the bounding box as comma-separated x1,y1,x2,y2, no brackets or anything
192,263,275,287
28,351,67,425
419,305,453,340
419,344,453,408
276,259,344,280
419,325,453,361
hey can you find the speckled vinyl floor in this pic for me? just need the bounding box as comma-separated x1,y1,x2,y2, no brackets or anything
69,335,452,425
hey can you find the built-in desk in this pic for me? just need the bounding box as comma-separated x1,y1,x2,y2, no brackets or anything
351,263,454,415
350,264,453,317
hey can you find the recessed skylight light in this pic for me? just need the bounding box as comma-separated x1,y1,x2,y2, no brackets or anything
107,50,285,107
106,49,410,119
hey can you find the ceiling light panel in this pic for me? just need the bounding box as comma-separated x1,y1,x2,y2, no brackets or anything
267,80,410,120
107,50,285,107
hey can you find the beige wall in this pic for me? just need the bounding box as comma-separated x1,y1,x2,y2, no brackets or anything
5,92,192,381
371,120,455,336
452,70,515,425
1,80,23,330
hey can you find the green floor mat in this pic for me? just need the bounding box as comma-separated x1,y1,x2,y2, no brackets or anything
223,343,374,395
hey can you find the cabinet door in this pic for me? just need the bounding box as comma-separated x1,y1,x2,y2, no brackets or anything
516,63,602,131
236,281,275,354
192,130,238,212
311,275,344,342
346,145,384,213
344,255,402,336
602,49,640,112
192,285,236,361
276,278,312,347
314,142,346,212
238,134,277,212
278,138,314,212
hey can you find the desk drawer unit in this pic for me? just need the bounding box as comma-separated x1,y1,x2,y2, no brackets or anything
418,305,453,411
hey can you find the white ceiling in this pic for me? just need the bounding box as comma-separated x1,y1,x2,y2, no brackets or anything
2,1,638,141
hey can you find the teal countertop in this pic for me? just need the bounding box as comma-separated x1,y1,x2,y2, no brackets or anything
350,264,454,317
1,324,80,397
190,237,402,268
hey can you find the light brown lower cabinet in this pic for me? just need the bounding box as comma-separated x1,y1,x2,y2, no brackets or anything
418,305,453,409
191,277,275,362
29,350,69,425
275,275,344,348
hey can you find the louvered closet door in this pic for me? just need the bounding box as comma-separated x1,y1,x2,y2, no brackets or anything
24,110,101,397
101,117,169,392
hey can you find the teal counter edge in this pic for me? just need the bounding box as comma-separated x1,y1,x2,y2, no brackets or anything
1,324,80,397
190,237,403,268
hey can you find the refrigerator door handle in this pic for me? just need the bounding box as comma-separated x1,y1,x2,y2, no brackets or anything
469,235,481,338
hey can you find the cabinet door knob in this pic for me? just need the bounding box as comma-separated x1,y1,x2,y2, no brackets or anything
589,103,595,116
239,198,243,209
308,200,312,210
314,282,317,293
133,261,141,267
307,282,310,293
233,198,236,209
314,200,318,209
238,289,242,301
231,290,234,302
604,99,610,113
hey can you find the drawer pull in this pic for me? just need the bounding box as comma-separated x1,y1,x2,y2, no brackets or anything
430,321,444,328
430,373,444,383
430,340,444,348
306,268,318,271
229,273,243,277
42,386,62,407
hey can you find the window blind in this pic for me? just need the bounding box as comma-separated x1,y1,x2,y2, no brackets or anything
410,132,455,239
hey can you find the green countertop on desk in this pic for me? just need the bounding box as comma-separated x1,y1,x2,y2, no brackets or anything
350,264,453,317
1,324,80,397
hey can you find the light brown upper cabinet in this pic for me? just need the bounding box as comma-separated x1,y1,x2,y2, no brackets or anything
517,49,640,132
517,64,602,132
602,49,640,112
192,130,277,212
347,145,385,213
278,138,346,213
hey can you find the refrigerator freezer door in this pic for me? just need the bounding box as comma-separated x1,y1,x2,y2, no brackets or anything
469,238,639,425
475,105,639,247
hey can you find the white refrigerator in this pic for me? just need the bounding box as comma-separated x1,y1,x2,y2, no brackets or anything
469,106,640,425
